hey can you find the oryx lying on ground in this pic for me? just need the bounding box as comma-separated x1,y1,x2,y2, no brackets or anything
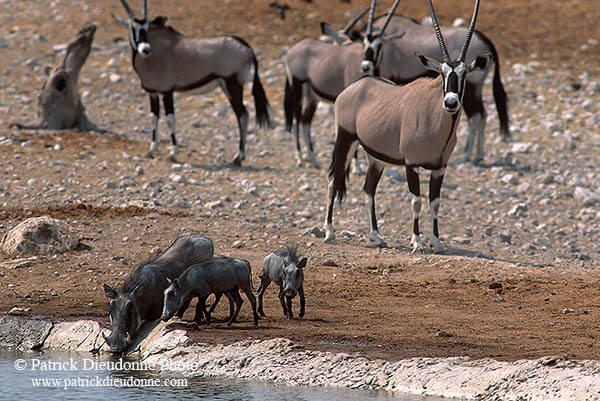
284,0,403,168
115,0,271,166
363,12,509,163
324,0,491,253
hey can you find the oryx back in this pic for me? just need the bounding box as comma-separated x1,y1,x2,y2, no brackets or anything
285,38,363,102
336,76,458,169
134,30,253,93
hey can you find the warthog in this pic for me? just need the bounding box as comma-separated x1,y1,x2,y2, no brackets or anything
102,234,214,354
257,246,307,319
161,256,259,327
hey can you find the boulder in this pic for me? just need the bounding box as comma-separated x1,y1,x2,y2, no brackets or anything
0,315,53,351
1,216,80,256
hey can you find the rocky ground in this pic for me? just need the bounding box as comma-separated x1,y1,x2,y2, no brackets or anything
0,0,599,366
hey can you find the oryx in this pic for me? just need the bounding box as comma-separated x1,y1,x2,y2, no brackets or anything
318,6,370,45
115,0,271,166
284,0,404,168
324,0,491,253
361,11,509,163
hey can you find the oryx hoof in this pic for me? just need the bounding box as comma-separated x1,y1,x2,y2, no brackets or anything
323,236,336,244
299,310,305,318
287,313,294,320
230,157,243,167
411,235,425,254
167,155,178,163
370,232,388,248
308,158,321,170
472,157,484,166
146,151,156,159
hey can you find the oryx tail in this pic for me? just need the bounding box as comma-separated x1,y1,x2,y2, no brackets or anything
232,36,272,129
480,31,510,140
327,126,356,204
283,76,299,133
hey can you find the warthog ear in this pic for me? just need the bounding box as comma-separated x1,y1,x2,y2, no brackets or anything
104,284,118,299
297,257,307,269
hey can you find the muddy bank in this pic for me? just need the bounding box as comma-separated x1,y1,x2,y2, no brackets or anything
1,316,598,400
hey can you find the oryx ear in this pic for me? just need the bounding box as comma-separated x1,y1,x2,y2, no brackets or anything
320,22,344,45
415,53,441,72
297,257,307,269
166,277,173,286
173,278,180,289
111,12,129,27
150,16,168,27
468,53,493,72
104,284,119,299
348,29,363,42
383,31,406,41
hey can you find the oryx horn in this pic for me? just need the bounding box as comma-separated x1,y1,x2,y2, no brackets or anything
342,6,370,34
119,0,136,19
378,0,402,35
426,0,450,63
142,0,147,20
458,0,480,62
366,0,377,35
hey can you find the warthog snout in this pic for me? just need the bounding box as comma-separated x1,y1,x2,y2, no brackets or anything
102,330,128,354
283,287,297,298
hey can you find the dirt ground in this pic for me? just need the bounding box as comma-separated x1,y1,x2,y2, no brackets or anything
0,0,599,363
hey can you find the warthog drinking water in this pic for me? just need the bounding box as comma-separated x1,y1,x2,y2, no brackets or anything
102,234,214,354
161,256,259,327
257,246,307,319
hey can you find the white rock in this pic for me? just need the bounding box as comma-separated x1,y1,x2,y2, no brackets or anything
573,187,600,206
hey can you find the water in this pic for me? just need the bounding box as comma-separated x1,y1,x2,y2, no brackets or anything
0,349,449,401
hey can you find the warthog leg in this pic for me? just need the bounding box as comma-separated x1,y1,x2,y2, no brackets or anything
299,285,305,318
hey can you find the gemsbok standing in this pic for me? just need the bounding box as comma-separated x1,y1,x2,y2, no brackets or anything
114,0,271,166
284,0,404,168
324,0,491,253
361,11,509,164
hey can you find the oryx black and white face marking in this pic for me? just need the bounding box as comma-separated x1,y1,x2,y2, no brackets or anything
439,61,467,113
129,19,152,57
417,53,492,114
361,33,383,74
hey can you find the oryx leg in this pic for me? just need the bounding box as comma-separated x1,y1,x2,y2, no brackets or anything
406,166,424,253
323,128,359,244
300,95,320,169
461,83,487,164
429,168,446,253
147,93,160,158
162,91,178,162
363,155,387,248
223,78,249,167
